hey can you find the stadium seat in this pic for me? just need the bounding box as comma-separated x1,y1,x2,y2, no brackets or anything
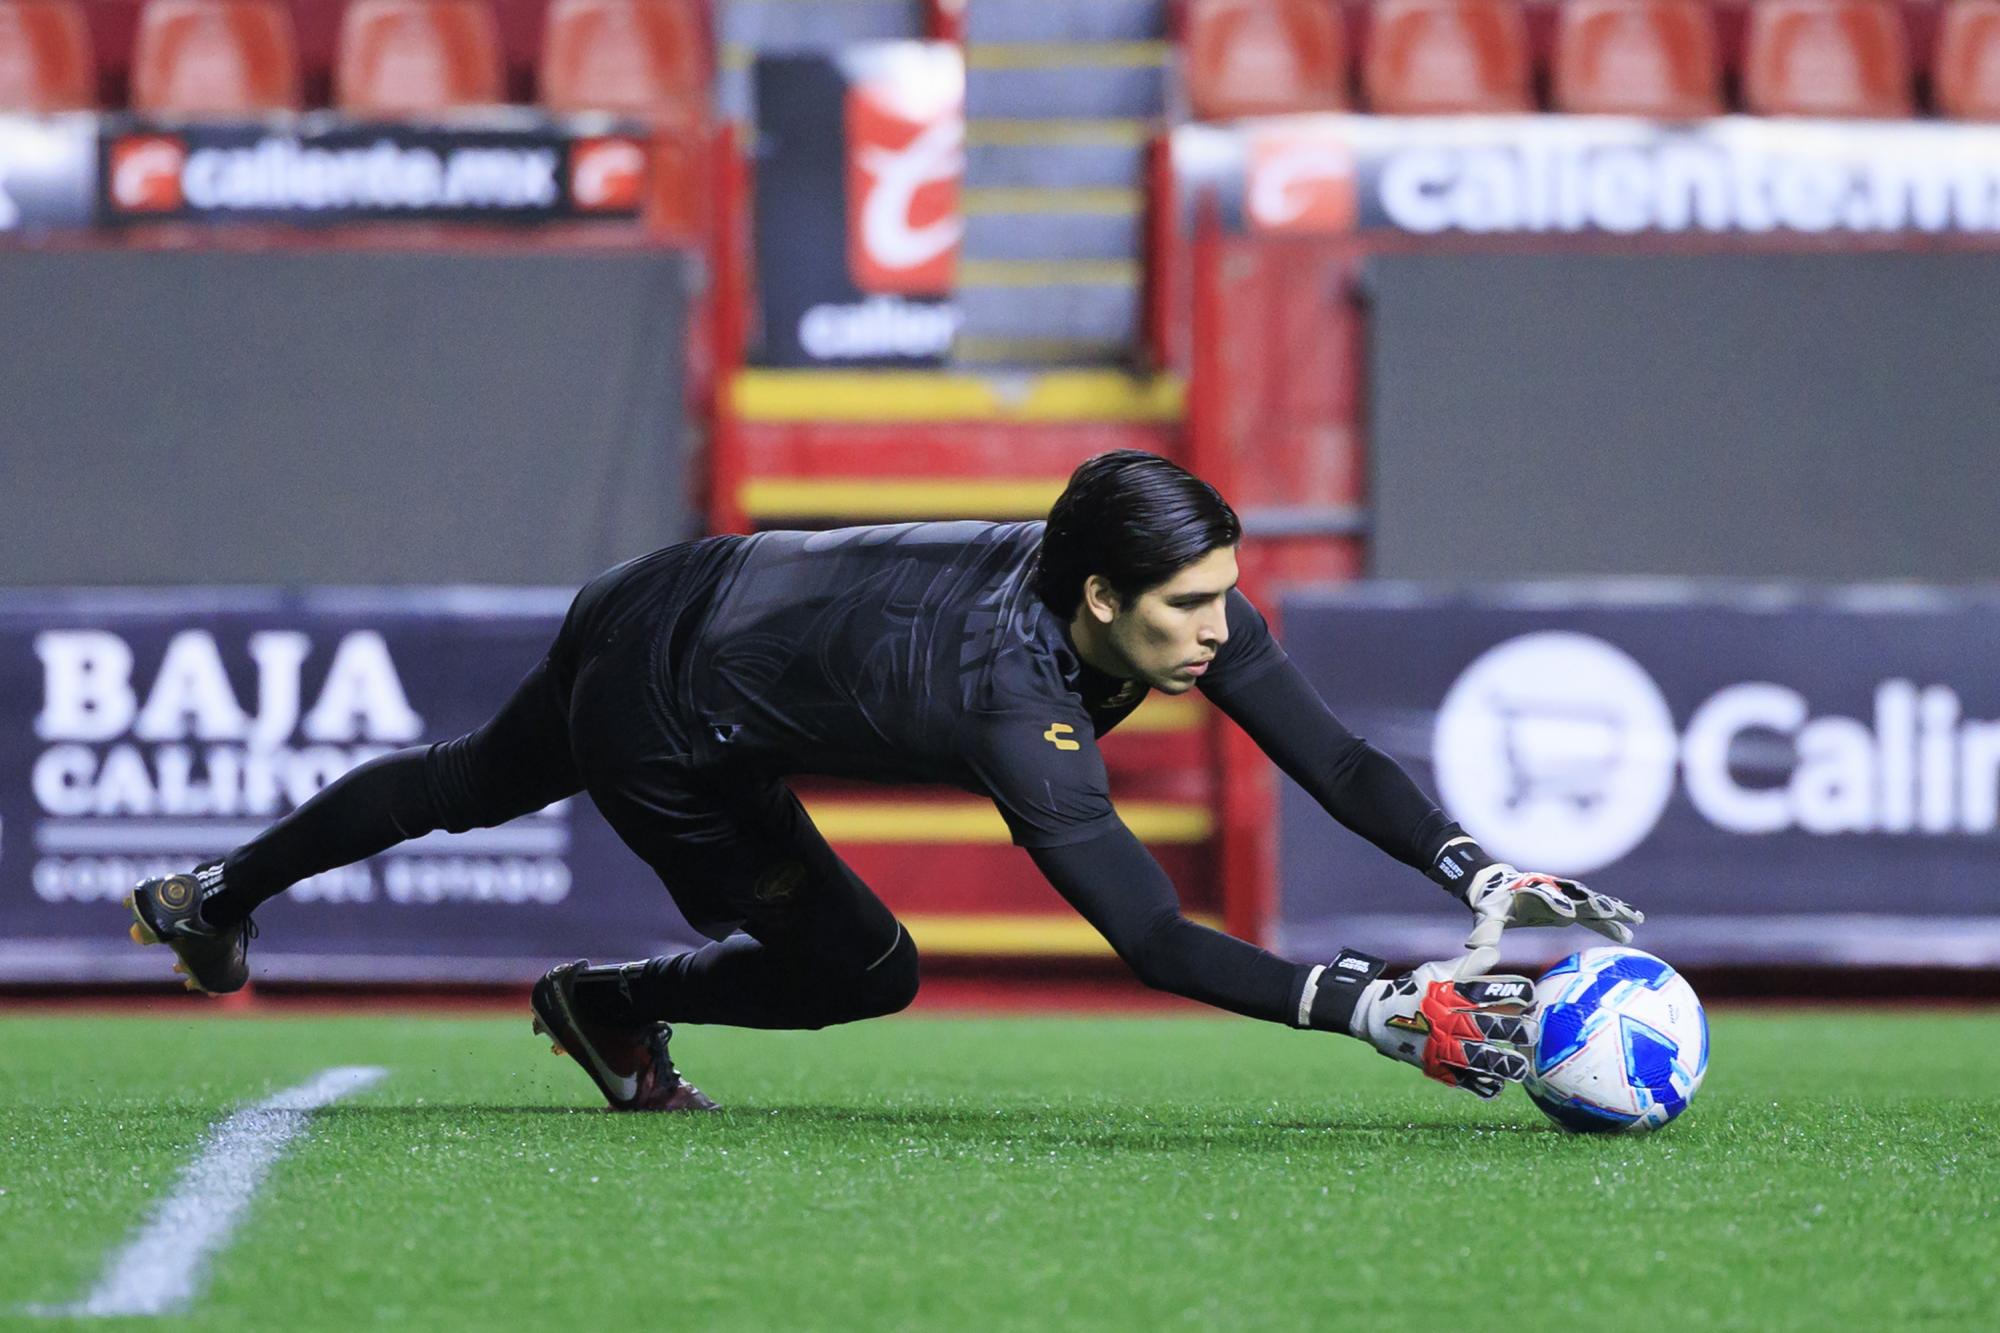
1184,0,1348,119
1362,0,1534,114
0,0,94,110
1552,0,1723,117
1742,0,1914,117
334,0,503,113
129,0,302,114
1935,0,2000,118
538,0,707,123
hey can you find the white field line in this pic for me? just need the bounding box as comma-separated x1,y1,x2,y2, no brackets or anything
40,1065,386,1318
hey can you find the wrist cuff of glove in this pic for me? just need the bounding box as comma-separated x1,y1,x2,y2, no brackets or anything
1294,949,1387,1033
1428,835,1499,904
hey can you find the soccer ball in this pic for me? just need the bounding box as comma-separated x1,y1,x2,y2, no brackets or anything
1523,947,1708,1134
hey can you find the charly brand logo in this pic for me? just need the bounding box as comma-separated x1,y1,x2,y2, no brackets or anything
1434,631,2000,875
1433,632,1679,875
1042,723,1080,751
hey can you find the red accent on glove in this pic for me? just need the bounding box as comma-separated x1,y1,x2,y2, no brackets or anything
1416,979,1487,1085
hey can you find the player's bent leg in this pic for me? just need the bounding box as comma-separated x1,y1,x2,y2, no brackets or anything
128,656,584,988
530,960,718,1112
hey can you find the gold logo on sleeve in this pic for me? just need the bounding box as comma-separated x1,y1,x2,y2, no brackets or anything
1042,723,1080,751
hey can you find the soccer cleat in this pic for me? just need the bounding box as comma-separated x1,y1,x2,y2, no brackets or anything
529,960,718,1112
126,872,255,995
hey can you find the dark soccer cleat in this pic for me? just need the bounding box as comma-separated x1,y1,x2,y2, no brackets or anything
125,869,254,995
530,960,718,1112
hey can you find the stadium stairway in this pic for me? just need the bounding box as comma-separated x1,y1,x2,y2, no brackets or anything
709,1,1223,958
954,0,1168,370
720,369,1217,959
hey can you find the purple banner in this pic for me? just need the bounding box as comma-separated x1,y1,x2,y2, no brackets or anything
0,589,704,983
1276,582,2000,968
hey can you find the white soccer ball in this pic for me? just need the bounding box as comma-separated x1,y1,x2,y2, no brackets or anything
1523,946,1709,1133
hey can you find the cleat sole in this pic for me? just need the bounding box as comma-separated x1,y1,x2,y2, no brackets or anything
529,1012,565,1056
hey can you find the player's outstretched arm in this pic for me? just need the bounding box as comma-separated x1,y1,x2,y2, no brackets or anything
1203,647,1644,952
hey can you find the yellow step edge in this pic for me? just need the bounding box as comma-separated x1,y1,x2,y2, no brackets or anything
950,335,1133,365
905,911,1224,958
962,187,1142,216
743,478,1063,521
802,798,1213,844
966,119,1152,148
968,41,1172,71
958,259,1139,288
730,370,1184,423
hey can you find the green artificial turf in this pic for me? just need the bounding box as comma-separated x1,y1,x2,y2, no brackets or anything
1,1010,1995,1330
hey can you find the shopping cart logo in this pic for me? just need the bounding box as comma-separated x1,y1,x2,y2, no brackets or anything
1492,697,1627,814
1433,632,1678,875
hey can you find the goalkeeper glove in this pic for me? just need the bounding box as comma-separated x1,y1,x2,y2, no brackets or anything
1347,947,1538,1099
1463,864,1644,952
1432,837,1643,952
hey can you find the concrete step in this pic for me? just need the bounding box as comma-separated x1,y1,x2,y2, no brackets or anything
965,43,1171,120
957,262,1141,346
964,120,1151,190
961,187,1142,262
964,0,1167,44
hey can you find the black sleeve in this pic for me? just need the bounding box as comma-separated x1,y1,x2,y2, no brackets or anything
1027,822,1321,1026
1203,650,1462,876
961,707,1122,848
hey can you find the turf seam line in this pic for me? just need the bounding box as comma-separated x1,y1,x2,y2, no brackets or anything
34,1065,387,1318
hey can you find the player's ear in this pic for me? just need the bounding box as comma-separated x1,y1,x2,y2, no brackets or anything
1081,574,1121,625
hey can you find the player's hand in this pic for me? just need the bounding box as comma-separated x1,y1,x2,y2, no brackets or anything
1348,947,1537,1099
1462,864,1643,952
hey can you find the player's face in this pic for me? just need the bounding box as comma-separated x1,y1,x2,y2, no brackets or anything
1103,546,1237,694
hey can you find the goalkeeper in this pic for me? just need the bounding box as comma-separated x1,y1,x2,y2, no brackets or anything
126,451,1641,1110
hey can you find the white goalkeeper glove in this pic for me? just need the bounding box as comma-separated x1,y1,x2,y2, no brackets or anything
1347,947,1537,1099
1461,863,1644,953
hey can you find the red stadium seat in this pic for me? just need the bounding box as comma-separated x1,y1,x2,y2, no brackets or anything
1743,0,1913,117
538,0,707,123
130,0,302,114
335,0,503,113
1935,0,2000,118
1553,0,1723,117
1184,0,1348,119
1363,0,1534,113
0,0,94,110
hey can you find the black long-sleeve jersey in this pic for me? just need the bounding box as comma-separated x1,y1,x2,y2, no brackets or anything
663,519,1468,1029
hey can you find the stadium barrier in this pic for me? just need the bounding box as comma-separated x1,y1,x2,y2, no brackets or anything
0,589,712,982
1276,582,2000,968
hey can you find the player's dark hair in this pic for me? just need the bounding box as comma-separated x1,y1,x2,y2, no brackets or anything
1034,451,1241,618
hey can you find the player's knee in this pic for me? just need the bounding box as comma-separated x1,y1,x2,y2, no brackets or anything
1125,913,1195,995
857,925,921,1017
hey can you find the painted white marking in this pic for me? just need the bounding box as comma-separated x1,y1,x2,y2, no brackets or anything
42,1065,385,1318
